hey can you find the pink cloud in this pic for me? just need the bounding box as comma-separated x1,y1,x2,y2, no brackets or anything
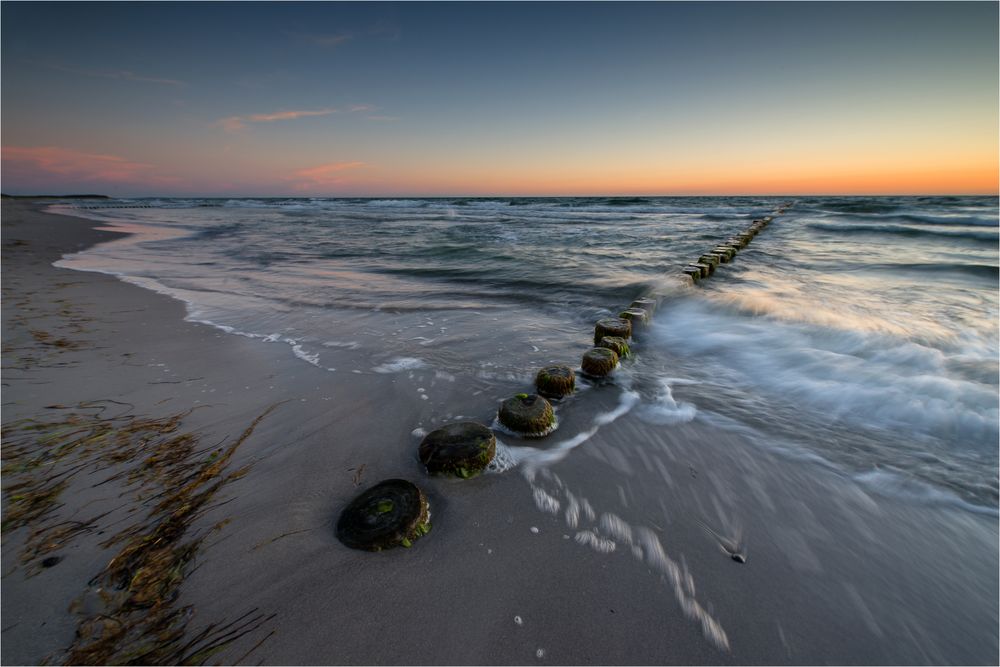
217,108,339,132
248,109,338,122
289,161,367,190
216,105,377,132
1,146,178,187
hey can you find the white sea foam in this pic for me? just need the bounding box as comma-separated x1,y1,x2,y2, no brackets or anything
651,300,999,446
372,357,427,373
504,389,640,477
637,378,697,425
574,530,616,553
523,473,731,651
532,488,561,515
291,344,321,367
322,340,361,349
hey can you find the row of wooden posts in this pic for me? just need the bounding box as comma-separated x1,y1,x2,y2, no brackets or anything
73,205,155,209
343,203,794,551
682,205,790,282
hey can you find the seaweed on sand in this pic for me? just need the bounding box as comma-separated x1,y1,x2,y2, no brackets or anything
1,400,283,664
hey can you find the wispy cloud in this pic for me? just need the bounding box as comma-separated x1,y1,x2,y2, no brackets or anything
42,62,185,86
216,105,377,132
285,30,353,48
369,19,402,41
289,161,367,190
216,108,338,132
1,146,178,186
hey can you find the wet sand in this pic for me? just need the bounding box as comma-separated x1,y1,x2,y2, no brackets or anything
2,200,997,665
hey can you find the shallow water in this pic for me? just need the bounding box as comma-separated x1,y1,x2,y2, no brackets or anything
53,195,999,512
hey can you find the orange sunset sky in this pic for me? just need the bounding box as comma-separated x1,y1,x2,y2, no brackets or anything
2,2,997,197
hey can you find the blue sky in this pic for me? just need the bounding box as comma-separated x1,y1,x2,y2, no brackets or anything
2,2,997,195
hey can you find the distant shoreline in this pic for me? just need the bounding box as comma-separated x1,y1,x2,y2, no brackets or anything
1,193,110,199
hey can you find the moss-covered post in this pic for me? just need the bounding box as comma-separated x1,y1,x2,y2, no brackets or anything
498,394,556,437
581,347,619,378
418,421,497,478
337,479,431,551
594,317,631,344
535,365,576,399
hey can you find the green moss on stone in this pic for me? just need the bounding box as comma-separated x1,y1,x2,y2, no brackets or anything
535,365,575,399
581,347,619,377
598,336,630,358
498,394,556,437
418,422,496,478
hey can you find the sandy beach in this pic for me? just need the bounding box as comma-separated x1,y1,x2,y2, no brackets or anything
2,200,997,665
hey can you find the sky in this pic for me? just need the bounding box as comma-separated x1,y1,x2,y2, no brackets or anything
1,1,997,197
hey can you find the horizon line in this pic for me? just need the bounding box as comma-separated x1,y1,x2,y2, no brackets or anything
5,192,998,199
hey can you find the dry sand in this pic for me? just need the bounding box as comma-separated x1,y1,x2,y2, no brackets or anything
2,200,996,665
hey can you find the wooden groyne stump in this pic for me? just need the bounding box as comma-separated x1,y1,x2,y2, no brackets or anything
535,365,576,399
694,262,713,277
498,394,556,437
337,479,431,551
598,335,630,358
581,347,619,378
418,421,497,478
699,254,721,268
619,308,650,330
683,265,702,281
717,244,740,256
594,317,631,344
630,297,657,315
712,247,736,262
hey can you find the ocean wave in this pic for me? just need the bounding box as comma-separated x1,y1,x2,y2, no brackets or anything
601,197,653,206
816,200,903,214
54,196,997,505
650,298,998,500
807,222,998,243
194,222,246,239
364,199,430,208
866,262,999,280
853,470,998,516
893,213,999,227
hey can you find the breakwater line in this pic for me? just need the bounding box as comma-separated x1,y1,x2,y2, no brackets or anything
336,200,795,652
682,203,790,283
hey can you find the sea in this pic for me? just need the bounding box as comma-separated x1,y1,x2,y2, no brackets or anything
52,195,999,516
